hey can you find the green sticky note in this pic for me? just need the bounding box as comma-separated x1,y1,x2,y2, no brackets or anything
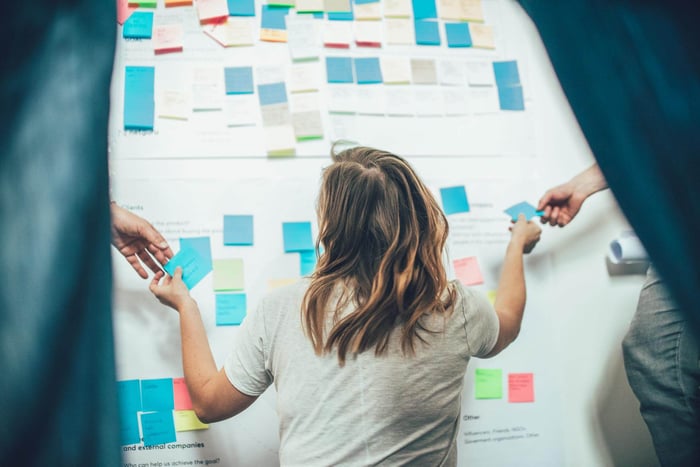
475,368,502,399
212,259,244,291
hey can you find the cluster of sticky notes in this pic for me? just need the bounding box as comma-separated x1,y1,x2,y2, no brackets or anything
493,60,524,111
124,66,155,131
261,5,291,42
503,201,543,221
474,369,535,403
217,215,253,326
117,377,209,447
258,82,296,156
454,256,484,286
282,222,318,276
163,237,213,289
440,185,470,215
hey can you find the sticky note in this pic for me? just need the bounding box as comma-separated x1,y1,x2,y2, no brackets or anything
158,90,190,120
119,410,140,445
327,11,354,20
265,125,297,157
412,0,437,19
385,87,415,116
256,82,287,107
212,259,245,291
300,250,317,276
411,59,437,84
292,110,324,140
454,257,483,286
439,60,467,86
326,57,354,83
288,62,322,93
174,410,209,431
163,244,209,289
283,222,314,252
268,278,298,289
384,0,411,17
141,411,177,446
118,0,137,25
297,0,324,12
381,57,411,84
469,23,495,49
354,2,381,20
228,0,256,15
508,373,534,403
192,67,224,111
354,20,382,47
325,0,352,12
129,0,157,7
443,87,468,116
117,380,142,445
261,5,290,29
503,201,542,221
180,237,212,268
203,18,255,46
226,94,258,126
223,215,254,245
440,185,470,214
216,293,247,325
354,57,383,84
439,0,483,21
497,84,524,111
324,20,353,48
287,15,322,61
354,0,378,4
123,11,153,39
197,0,230,24
173,377,193,410
493,60,521,87
124,66,154,131
385,18,414,45
414,20,440,45
166,0,193,6
153,24,184,54
414,87,443,116
224,67,254,95
445,22,471,47
466,61,495,86
475,368,502,399
141,378,174,412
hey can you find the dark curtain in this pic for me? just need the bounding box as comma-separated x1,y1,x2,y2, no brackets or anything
519,0,700,332
0,1,119,466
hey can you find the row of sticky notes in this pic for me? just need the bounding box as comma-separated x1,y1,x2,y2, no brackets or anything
123,12,184,54
474,369,535,403
440,184,543,221
118,378,208,446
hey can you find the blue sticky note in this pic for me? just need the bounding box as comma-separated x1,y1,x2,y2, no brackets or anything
124,66,154,131
258,82,288,106
141,411,177,447
302,12,325,18
119,411,141,446
440,186,470,215
326,57,354,83
504,201,543,221
283,222,314,252
327,11,354,20
123,11,154,39
445,22,471,48
415,20,440,46
180,237,212,269
224,215,254,246
163,243,211,290
224,67,254,95
216,293,247,325
117,380,142,445
354,57,382,84
412,0,437,19
141,378,174,412
228,0,255,16
261,5,290,30
493,61,521,87
498,85,525,111
299,250,317,276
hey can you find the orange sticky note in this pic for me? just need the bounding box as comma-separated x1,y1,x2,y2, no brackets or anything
454,257,484,286
154,24,184,54
117,0,136,25
173,377,193,410
166,0,193,6
508,373,534,403
197,0,229,25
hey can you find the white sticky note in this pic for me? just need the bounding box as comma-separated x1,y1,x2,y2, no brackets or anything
324,20,353,48
385,18,414,45
288,62,322,93
411,59,438,85
153,23,184,54
290,92,321,113
324,0,351,12
383,0,411,18
354,20,383,47
443,87,469,115
158,90,190,120
256,66,286,85
356,86,385,115
470,23,495,49
203,18,255,47
192,67,224,111
328,85,357,114
261,103,292,127
265,125,297,156
296,0,324,12
470,87,499,114
225,94,259,126
439,60,468,86
292,110,324,140
287,14,321,60
385,87,415,116
465,61,495,86
197,0,229,24
380,57,411,84
354,2,382,20
414,88,444,116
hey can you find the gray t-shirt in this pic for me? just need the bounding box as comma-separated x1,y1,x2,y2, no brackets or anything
224,280,499,466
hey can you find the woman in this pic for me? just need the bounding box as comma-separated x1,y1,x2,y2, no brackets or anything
150,146,541,466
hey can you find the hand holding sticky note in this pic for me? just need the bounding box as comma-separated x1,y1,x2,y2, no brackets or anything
163,239,213,289
503,201,544,221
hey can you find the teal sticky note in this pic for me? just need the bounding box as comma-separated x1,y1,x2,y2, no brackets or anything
123,11,153,39
261,5,290,30
124,66,154,131
141,378,174,412
412,0,437,19
498,85,525,111
117,380,142,445
258,82,288,106
415,20,440,46
326,56,354,83
327,11,354,20
283,222,314,252
224,67,254,95
216,293,247,325
180,236,212,267
493,60,521,87
445,22,471,48
224,215,254,246
504,201,543,221
228,0,255,16
299,250,317,276
354,57,383,84
141,411,177,447
440,186,470,215
164,238,212,290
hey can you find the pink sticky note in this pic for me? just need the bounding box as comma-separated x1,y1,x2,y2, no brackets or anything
197,0,229,25
508,373,534,403
154,24,184,54
117,0,136,25
453,257,484,286
173,377,193,410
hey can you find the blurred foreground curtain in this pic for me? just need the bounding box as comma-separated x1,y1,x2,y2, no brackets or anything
0,1,119,466
519,1,700,331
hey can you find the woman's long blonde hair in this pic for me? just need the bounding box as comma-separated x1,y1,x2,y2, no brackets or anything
302,146,455,365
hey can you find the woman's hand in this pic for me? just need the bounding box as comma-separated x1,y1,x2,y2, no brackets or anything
149,267,194,312
509,214,542,254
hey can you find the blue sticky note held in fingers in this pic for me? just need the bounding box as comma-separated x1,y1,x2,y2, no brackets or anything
141,411,177,447
504,201,544,221
164,238,212,290
216,293,247,325
440,186,470,215
141,378,174,412
354,57,383,84
283,222,314,252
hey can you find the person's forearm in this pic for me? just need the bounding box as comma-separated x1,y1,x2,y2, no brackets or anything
571,163,608,198
178,300,219,415
492,239,526,350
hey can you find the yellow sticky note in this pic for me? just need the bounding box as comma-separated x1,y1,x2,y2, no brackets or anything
469,23,495,49
213,259,245,291
261,28,288,43
174,410,209,432
268,278,298,290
